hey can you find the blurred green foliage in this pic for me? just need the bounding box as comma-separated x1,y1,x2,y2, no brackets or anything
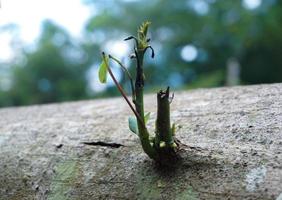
0,21,91,107
0,0,282,107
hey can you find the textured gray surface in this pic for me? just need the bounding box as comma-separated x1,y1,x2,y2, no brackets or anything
0,83,281,200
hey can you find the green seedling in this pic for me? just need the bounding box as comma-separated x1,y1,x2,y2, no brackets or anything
98,21,179,163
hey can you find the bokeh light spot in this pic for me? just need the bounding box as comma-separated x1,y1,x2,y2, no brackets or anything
181,44,198,62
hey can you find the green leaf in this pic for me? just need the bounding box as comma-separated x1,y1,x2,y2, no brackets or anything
128,112,150,135
144,112,151,124
98,54,109,83
128,116,138,135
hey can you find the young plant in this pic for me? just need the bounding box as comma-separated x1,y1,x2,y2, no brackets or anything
98,22,178,163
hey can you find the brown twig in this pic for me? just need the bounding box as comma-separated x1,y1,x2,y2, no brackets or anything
106,66,145,128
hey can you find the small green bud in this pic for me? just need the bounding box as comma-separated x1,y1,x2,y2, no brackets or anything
171,142,177,148
160,141,166,148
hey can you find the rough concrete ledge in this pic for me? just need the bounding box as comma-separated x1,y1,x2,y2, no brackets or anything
0,83,281,200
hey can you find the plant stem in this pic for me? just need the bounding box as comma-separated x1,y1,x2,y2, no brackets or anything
134,49,158,159
155,87,174,147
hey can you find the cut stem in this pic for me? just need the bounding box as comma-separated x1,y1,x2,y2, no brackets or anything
155,87,174,147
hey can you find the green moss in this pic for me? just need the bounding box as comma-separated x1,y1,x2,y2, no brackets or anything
136,175,199,200
176,186,198,200
135,170,162,200
48,160,79,200
136,180,162,200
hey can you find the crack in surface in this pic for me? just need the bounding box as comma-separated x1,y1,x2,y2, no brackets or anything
82,141,124,148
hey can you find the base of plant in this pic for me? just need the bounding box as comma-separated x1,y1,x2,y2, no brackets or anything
154,144,180,166
152,137,188,167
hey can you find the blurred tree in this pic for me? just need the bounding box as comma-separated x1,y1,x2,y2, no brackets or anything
1,0,282,108
84,0,282,90
240,1,282,84
1,20,90,107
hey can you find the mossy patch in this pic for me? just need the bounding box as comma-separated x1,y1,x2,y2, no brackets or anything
136,176,162,200
176,186,198,200
48,160,80,200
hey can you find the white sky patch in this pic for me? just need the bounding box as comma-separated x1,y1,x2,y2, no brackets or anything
0,0,92,60
242,0,262,10
181,44,198,62
104,40,130,59
87,64,107,93
0,32,13,61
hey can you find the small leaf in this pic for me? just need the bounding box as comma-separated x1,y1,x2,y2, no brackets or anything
171,142,177,148
144,112,151,124
128,116,138,135
159,141,166,148
98,54,109,83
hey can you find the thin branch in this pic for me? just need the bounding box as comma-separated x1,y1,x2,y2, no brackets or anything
109,55,135,103
105,62,145,128
124,36,139,47
144,45,155,58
